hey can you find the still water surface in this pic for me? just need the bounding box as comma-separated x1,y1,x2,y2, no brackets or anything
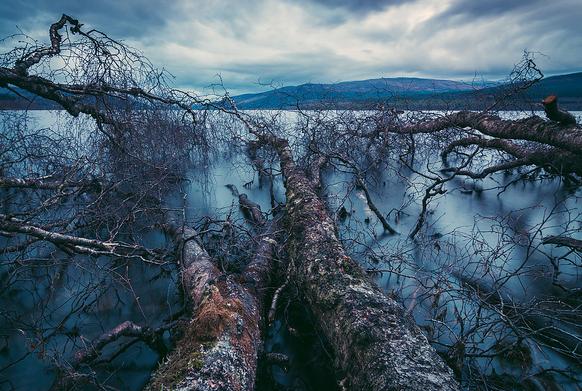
1,110,580,390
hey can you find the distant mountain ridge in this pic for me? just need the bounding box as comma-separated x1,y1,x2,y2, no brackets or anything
2,72,581,110
231,77,498,109
229,72,582,110
479,72,582,100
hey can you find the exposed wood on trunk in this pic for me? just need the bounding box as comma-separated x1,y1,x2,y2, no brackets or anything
146,196,279,391
268,262,290,324
253,133,459,390
543,95,577,126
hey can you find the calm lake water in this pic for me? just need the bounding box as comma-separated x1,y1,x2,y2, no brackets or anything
1,110,581,390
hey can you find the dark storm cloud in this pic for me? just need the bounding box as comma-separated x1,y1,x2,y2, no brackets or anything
1,0,581,94
0,0,181,39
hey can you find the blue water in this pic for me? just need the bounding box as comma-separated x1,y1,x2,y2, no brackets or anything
1,110,580,390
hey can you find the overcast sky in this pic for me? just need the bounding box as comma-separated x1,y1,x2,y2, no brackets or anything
1,0,581,94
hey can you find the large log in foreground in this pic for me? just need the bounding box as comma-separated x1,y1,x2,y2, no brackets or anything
255,133,459,390
146,225,260,390
146,202,278,390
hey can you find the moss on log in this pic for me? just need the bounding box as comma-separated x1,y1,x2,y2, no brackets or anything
146,206,279,390
257,134,459,390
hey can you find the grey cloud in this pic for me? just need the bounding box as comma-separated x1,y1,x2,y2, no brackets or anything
300,0,414,13
417,0,582,75
174,50,361,94
0,0,182,39
287,0,417,26
440,0,546,19
1,0,581,94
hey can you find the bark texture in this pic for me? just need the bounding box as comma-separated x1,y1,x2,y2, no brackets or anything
146,210,278,391
542,95,577,126
543,235,582,252
258,134,459,390
441,137,582,177
393,111,582,155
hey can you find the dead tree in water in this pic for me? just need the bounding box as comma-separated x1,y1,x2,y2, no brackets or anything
0,15,215,390
4,14,582,391
388,109,582,161
542,95,577,126
228,110,459,390
146,194,280,391
0,14,209,261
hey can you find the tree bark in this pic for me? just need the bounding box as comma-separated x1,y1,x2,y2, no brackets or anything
542,95,577,126
543,235,582,252
391,111,582,155
256,134,459,390
441,137,582,177
146,201,278,390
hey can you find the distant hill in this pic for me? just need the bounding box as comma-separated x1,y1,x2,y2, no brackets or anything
229,73,582,110
508,72,582,99
2,72,581,110
0,87,59,110
231,77,498,109
471,72,582,110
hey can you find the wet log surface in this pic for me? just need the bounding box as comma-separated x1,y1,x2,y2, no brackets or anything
256,134,459,390
146,204,279,390
394,111,582,155
543,95,577,126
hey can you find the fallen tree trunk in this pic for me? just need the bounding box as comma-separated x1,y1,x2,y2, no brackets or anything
146,197,279,391
146,224,260,391
441,137,582,177
254,133,459,390
390,111,582,156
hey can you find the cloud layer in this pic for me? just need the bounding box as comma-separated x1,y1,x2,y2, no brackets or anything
1,0,581,94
